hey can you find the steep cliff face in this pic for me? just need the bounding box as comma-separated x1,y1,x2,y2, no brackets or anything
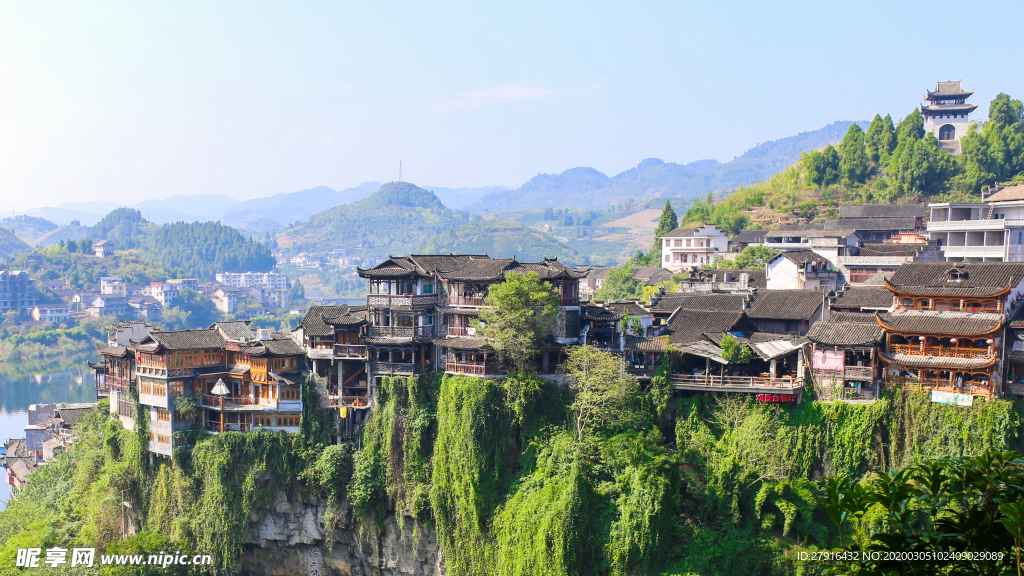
235,489,443,576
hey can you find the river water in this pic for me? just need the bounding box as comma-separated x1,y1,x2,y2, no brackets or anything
0,364,97,510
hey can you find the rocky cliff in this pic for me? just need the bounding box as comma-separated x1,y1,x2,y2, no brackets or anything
235,489,442,576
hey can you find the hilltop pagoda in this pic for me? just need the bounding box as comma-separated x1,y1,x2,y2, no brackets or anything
921,80,979,155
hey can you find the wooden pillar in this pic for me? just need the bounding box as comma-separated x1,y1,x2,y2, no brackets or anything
770,358,777,379
220,411,224,433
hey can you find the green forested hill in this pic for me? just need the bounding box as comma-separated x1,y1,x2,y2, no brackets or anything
84,208,275,279
0,226,34,259
419,221,576,262
280,181,475,253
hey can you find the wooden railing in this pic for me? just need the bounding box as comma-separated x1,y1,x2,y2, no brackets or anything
201,395,255,409
327,395,371,408
367,294,437,307
671,374,801,391
844,366,873,381
371,362,422,375
889,376,992,399
370,326,413,338
889,344,991,359
205,422,253,433
306,346,335,359
448,295,486,306
333,344,367,359
445,362,501,376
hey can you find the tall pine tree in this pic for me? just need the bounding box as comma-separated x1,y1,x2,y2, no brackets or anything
840,123,869,184
649,200,678,266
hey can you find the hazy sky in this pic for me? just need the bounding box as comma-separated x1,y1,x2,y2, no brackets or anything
1,1,1022,209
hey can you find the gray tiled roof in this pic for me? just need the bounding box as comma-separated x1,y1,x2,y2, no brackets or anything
433,337,489,350
54,407,93,429
241,338,305,357
323,305,368,326
359,254,587,281
824,217,919,231
730,229,769,243
858,243,924,257
137,329,226,351
298,305,359,337
666,308,757,345
832,288,894,311
886,262,1024,297
880,352,994,370
661,228,697,238
650,293,745,312
838,204,927,219
877,310,1004,335
745,290,825,321
624,335,670,352
985,185,1024,203
213,321,257,341
806,320,883,347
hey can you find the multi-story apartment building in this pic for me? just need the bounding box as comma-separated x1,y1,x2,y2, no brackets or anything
927,185,1024,262
0,271,38,311
877,262,1024,400
216,272,289,291
660,225,729,271
95,321,305,456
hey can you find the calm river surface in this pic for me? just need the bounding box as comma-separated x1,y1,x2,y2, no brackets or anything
0,364,97,510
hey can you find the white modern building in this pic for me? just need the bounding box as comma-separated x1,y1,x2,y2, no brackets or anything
660,225,729,271
215,272,289,290
765,250,840,291
927,185,1024,262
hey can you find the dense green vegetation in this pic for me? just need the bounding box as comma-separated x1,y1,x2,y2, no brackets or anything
0,226,33,259
821,449,1024,575
22,246,172,289
285,182,477,253
146,221,274,280
0,315,115,377
420,221,576,262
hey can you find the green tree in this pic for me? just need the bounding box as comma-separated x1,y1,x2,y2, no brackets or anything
595,267,641,302
560,345,637,438
720,334,752,364
475,271,559,374
803,144,841,187
730,245,780,269
821,449,1024,576
956,93,1024,195
649,200,678,263
289,279,305,301
840,123,870,184
160,288,220,330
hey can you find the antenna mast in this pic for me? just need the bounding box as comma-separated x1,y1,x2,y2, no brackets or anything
399,159,403,182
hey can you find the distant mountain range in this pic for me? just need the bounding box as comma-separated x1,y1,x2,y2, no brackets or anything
20,120,866,251
462,121,868,212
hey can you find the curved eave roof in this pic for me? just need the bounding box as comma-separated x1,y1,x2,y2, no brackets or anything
879,352,995,370
926,87,974,99
920,103,979,113
875,311,1003,336
883,277,1012,299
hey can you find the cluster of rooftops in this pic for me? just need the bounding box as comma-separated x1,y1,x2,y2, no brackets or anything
90,253,1024,456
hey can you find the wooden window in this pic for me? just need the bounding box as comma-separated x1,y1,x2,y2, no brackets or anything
899,298,913,308
169,382,184,397
141,381,152,395
157,434,171,445
149,432,155,442
157,408,170,422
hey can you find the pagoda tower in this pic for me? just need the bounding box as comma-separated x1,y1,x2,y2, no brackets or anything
921,80,978,155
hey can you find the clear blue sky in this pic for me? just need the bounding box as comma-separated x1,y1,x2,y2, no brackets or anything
1,0,1022,208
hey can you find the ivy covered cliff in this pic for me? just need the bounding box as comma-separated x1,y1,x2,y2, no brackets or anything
1,363,1022,576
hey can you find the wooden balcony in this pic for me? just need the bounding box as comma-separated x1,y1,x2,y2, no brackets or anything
889,344,991,359
367,294,437,307
371,361,425,376
889,377,992,400
369,325,434,338
201,395,257,410
844,366,873,381
671,374,803,393
448,295,486,307
327,395,371,408
445,361,501,376
333,344,368,359
306,346,335,360
205,422,254,433
446,326,475,337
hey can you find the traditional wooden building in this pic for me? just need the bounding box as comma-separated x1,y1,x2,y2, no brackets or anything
877,262,1024,399
806,312,884,400
357,254,585,381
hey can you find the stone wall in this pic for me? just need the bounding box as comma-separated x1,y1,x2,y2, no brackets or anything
235,489,443,576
